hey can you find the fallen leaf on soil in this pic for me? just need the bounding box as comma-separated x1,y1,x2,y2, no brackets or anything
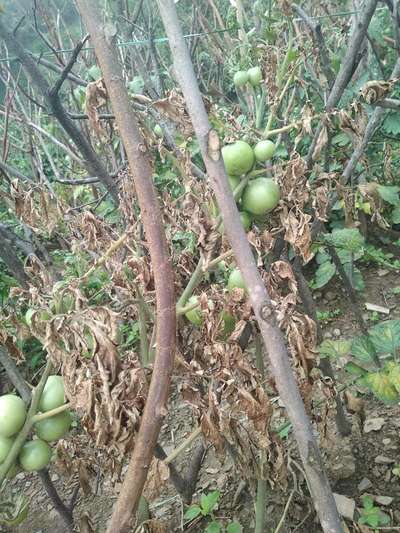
363,417,385,433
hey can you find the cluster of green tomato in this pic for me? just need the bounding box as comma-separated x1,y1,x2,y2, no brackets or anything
0,376,71,474
233,66,263,88
221,139,280,226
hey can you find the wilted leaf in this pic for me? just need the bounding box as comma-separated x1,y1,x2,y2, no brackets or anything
85,79,108,140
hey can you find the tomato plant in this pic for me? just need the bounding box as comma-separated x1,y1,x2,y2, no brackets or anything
185,296,203,326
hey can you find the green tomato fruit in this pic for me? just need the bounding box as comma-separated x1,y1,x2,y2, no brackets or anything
0,435,14,463
222,141,255,176
19,439,52,472
35,411,72,442
254,140,276,162
221,311,236,336
242,178,280,216
184,296,202,326
0,395,27,438
240,211,252,231
233,70,249,87
228,174,240,192
248,66,262,86
227,268,246,292
39,376,66,413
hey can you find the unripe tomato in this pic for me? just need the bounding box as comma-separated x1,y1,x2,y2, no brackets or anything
233,70,249,87
0,395,27,438
35,411,72,442
254,140,276,162
0,435,14,463
228,174,240,192
240,211,252,231
248,66,262,86
227,268,246,292
184,296,202,326
39,376,65,413
242,178,280,216
19,439,52,472
222,141,255,176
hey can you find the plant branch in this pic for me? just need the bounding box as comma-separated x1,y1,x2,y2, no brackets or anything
156,2,343,532
75,3,176,533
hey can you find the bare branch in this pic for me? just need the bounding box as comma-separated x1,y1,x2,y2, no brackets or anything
156,2,343,533
0,20,119,204
75,2,176,532
306,0,379,166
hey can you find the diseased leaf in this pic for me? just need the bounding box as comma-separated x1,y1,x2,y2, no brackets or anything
319,339,351,359
369,319,400,354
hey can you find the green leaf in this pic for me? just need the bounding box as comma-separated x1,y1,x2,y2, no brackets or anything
362,495,374,510
336,248,364,263
351,335,376,362
184,505,202,520
324,228,364,252
205,521,221,533
369,319,400,354
332,132,351,146
201,491,220,515
392,205,400,224
342,264,365,292
319,339,351,359
313,261,336,289
344,362,368,376
377,185,400,206
383,112,400,135
227,521,243,533
378,510,391,525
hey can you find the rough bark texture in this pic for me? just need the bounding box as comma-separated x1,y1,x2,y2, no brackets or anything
157,2,343,532
75,2,176,532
